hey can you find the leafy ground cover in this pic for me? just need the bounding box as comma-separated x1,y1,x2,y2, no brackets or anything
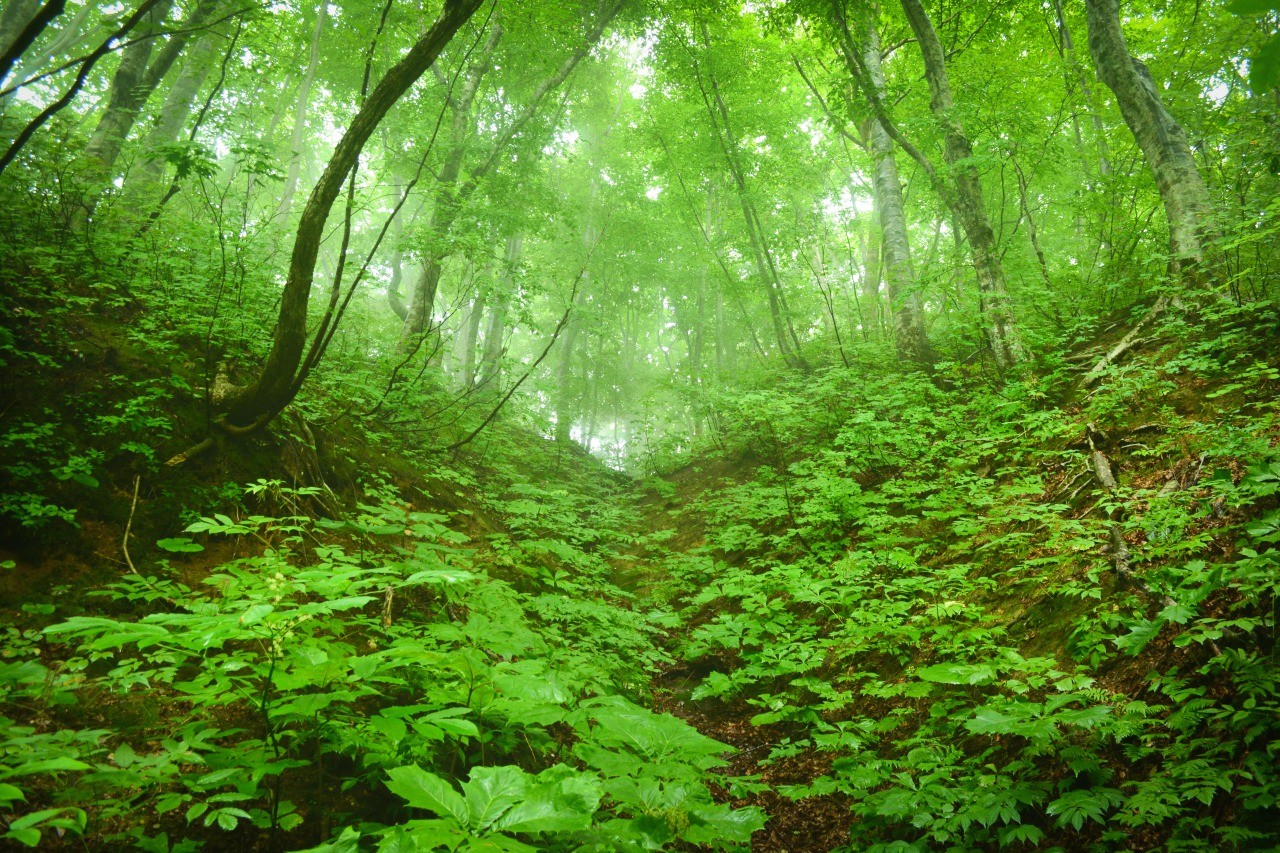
3,291,1278,851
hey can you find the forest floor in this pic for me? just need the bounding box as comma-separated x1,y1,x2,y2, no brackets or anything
629,458,856,851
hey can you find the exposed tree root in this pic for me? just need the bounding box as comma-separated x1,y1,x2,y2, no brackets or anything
1083,294,1168,385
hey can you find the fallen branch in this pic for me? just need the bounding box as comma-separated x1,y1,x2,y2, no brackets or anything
122,475,141,575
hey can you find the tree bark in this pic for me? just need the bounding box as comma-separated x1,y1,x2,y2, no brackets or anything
864,18,932,365
900,0,1022,369
0,0,165,177
1083,0,1219,276
224,0,484,430
477,234,523,389
400,0,623,347
1,1,92,107
686,22,805,369
398,22,502,350
1052,0,1111,177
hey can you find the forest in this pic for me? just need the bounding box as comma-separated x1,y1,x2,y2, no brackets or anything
0,0,1279,849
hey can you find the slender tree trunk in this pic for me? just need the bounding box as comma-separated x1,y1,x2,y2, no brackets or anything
477,234,523,388
900,0,1022,369
399,23,501,350
401,2,622,347
864,20,932,365
458,293,484,387
1053,0,1111,177
0,0,41,68
0,0,165,177
1083,0,1219,275
1,1,92,107
276,0,326,222
224,0,484,430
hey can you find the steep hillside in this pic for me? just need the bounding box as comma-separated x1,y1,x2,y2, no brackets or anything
632,300,1280,851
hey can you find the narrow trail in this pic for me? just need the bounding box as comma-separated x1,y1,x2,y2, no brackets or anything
623,459,856,852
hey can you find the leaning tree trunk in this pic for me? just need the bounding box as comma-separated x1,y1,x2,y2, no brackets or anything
900,0,1022,370
0,0,41,67
224,0,484,431
1083,0,1219,277
864,18,932,366
400,1,623,348
477,235,523,389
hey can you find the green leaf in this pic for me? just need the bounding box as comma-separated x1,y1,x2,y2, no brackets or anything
238,604,274,626
684,802,767,843
1253,34,1280,93
1114,619,1164,655
0,783,26,803
0,757,91,779
462,766,528,830
385,766,469,827
156,537,204,553
1227,0,1279,15
917,662,997,685
495,767,601,834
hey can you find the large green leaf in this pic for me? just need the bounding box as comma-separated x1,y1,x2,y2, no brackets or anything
385,766,469,827
462,766,528,830
495,766,601,834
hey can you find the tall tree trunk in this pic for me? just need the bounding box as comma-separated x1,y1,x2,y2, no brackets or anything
75,0,178,214
224,0,483,431
477,234,523,389
900,0,1022,369
1,1,92,107
1052,0,1111,177
135,21,221,185
276,0,326,222
457,293,484,387
400,1,623,347
399,23,502,350
1083,0,1219,276
687,25,803,368
865,20,931,364
0,0,42,68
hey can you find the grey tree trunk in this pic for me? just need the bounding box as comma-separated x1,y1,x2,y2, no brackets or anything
398,23,501,350
900,0,1022,369
0,0,57,90
1083,0,1219,275
276,0,326,222
1,2,92,108
136,23,221,185
865,20,932,365
1052,0,1111,177
76,0,177,208
457,294,484,388
400,2,622,348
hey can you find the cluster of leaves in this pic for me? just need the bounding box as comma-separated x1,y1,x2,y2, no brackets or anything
0,479,763,850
